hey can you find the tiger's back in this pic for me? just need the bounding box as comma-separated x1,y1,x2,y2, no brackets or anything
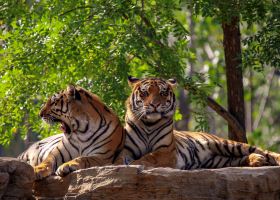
18,134,63,166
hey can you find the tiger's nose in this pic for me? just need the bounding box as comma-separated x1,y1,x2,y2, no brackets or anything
150,102,160,108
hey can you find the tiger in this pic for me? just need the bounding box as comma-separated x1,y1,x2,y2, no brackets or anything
18,85,125,179
121,77,280,169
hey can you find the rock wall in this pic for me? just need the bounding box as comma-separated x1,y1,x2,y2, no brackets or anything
1,157,280,200
35,165,280,200
0,157,35,199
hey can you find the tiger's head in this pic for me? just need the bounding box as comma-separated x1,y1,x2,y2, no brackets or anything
40,85,105,136
127,77,177,122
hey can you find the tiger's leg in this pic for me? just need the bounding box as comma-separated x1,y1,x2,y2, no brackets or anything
131,149,177,168
55,156,107,176
129,141,177,168
197,153,268,169
34,153,58,180
197,133,280,167
34,139,76,179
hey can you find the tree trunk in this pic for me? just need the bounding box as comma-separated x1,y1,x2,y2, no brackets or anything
175,89,190,130
222,16,247,143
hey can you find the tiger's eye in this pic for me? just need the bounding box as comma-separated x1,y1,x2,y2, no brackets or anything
160,90,169,96
140,91,148,97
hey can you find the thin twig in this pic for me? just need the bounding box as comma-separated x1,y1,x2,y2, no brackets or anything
59,6,94,17
206,96,246,141
253,68,275,130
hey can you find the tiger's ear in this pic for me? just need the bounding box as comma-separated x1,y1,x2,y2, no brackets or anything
128,76,140,88
167,78,177,88
66,85,81,101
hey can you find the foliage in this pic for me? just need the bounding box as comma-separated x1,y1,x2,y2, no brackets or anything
0,0,208,145
184,0,268,23
1,0,280,150
243,1,280,71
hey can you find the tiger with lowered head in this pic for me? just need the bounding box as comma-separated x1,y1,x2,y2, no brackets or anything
18,85,125,179
121,77,280,169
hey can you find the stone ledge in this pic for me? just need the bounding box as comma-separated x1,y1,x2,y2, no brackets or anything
0,157,35,200
1,157,280,200
34,165,280,200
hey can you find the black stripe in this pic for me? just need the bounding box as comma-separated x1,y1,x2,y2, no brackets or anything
124,145,138,160
85,158,91,168
150,129,172,148
236,144,243,156
57,146,65,164
193,147,201,166
53,154,58,172
176,139,185,148
82,121,112,153
201,156,213,168
149,119,173,141
186,145,195,166
127,120,148,144
94,149,111,155
36,149,41,165
112,129,126,163
213,156,223,168
104,152,115,160
194,139,205,150
249,146,256,153
126,133,142,158
87,139,112,155
78,120,89,133
187,158,196,169
177,148,188,169
74,118,80,130
222,157,231,167
61,100,69,113
214,141,225,156
153,137,174,151
132,93,137,110
68,139,79,153
104,106,111,113
62,139,73,160
223,141,233,156
60,100,63,113
88,99,105,126
39,139,61,163
208,155,216,168
186,138,201,166
142,118,162,126
84,122,120,155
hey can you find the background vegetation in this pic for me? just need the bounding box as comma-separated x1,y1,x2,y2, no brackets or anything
0,0,279,156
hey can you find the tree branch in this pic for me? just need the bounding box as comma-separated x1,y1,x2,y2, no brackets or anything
183,83,245,141
206,96,245,141
253,68,275,130
59,6,94,17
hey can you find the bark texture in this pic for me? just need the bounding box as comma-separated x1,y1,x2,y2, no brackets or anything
222,16,247,143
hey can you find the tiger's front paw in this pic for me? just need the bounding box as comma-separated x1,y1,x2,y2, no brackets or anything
34,164,53,180
56,161,80,177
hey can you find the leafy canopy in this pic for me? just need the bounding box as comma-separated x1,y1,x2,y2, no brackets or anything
1,0,207,144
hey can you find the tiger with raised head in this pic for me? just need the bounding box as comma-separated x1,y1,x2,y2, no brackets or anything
18,85,125,179
122,77,280,169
